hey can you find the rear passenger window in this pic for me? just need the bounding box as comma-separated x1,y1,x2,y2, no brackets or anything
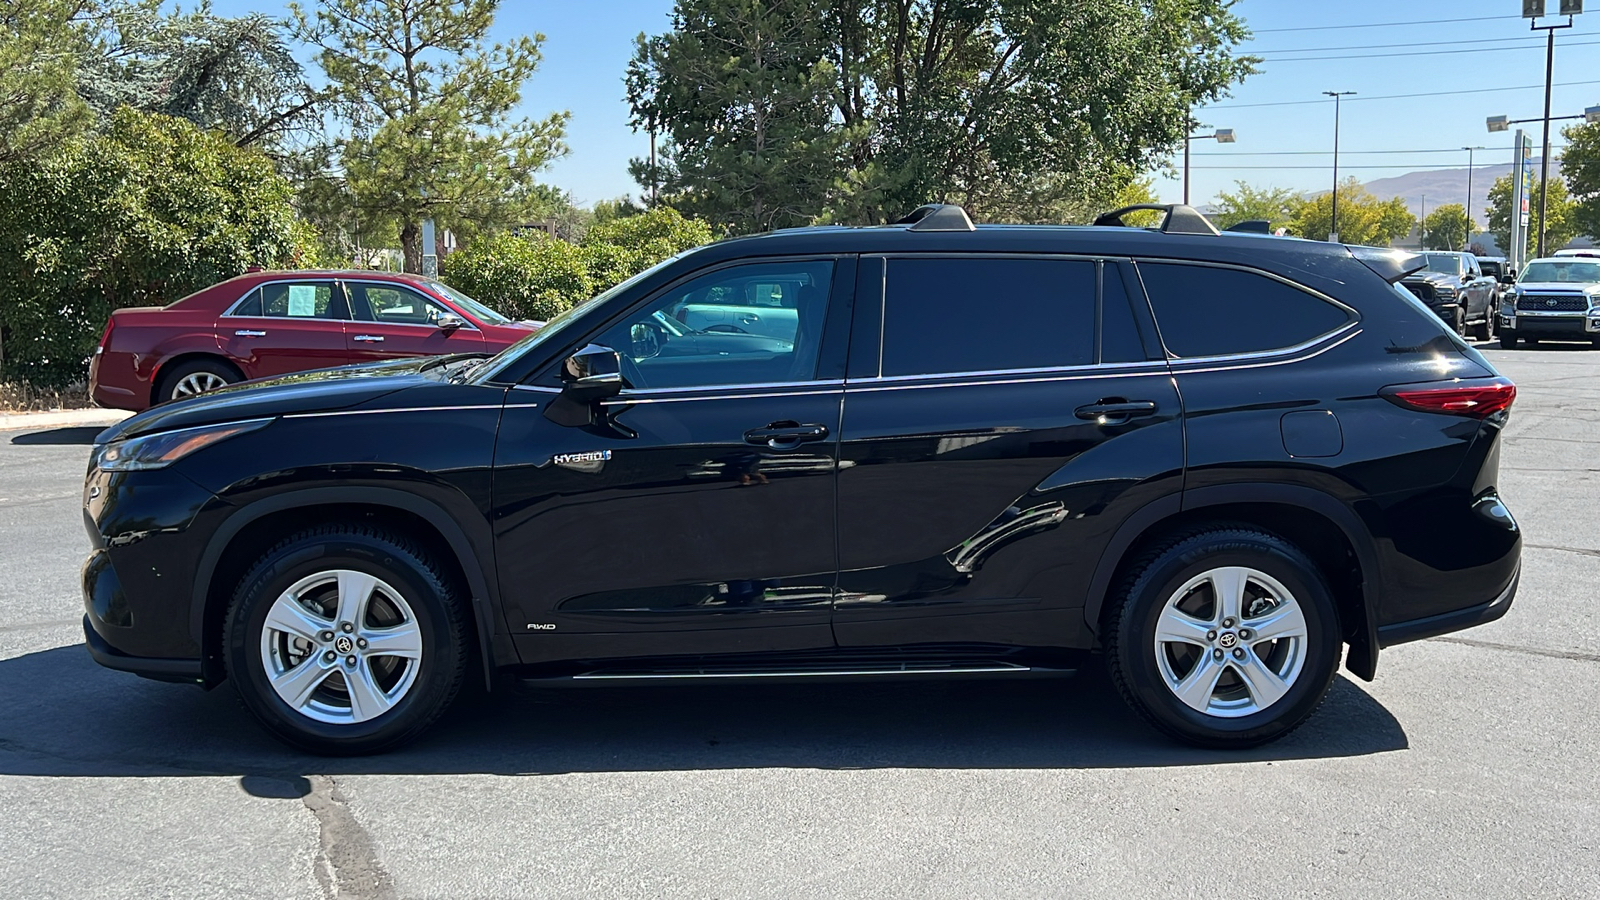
1137,263,1351,358
881,258,1095,376
232,283,342,319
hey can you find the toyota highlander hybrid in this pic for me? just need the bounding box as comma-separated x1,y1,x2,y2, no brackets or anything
81,204,1522,755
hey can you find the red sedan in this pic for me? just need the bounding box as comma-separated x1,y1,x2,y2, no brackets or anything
89,271,541,411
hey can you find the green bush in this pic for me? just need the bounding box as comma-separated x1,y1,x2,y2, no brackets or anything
0,108,320,386
443,207,716,321
440,231,594,322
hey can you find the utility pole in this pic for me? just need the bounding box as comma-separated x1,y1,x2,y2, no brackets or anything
1421,194,1428,250
1462,145,1486,250
1323,91,1356,242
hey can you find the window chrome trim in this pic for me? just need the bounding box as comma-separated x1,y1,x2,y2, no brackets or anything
1129,257,1361,363
341,279,484,332
220,278,343,319
854,360,1165,385
600,380,844,406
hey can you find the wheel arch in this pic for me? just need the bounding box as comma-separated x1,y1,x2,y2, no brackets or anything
1085,484,1382,680
150,352,245,406
190,487,511,690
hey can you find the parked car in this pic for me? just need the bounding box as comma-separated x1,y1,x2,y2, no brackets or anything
88,271,541,411
1497,256,1600,349
1476,255,1513,289
1399,251,1498,340
82,204,1521,755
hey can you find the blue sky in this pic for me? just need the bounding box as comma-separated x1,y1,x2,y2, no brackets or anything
215,0,1600,211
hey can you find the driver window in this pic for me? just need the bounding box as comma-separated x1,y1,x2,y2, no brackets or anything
596,261,834,391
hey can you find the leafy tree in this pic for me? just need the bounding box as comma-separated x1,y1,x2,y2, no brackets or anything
1288,178,1413,246
1211,181,1300,231
1422,203,1475,251
1485,173,1578,258
0,0,91,165
1562,118,1600,240
79,3,325,154
592,196,645,225
579,207,717,287
629,0,1256,232
293,0,569,272
0,108,319,385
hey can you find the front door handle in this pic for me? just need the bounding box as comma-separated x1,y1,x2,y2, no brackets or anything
353,334,385,343
1075,399,1159,424
744,421,829,449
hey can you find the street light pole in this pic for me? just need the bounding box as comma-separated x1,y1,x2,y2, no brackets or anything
1527,10,1574,257
1182,125,1234,206
1323,91,1356,241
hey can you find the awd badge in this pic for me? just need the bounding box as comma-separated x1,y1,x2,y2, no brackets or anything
551,449,612,473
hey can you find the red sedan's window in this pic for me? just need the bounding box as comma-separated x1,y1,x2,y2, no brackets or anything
233,283,344,319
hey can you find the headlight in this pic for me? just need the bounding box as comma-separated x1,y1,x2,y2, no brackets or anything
1436,285,1457,298
93,419,271,471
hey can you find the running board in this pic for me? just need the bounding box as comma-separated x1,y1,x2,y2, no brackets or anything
517,660,1076,688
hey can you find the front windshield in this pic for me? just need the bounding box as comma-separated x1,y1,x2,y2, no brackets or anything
1520,261,1600,284
468,250,696,385
430,281,512,325
1422,253,1463,275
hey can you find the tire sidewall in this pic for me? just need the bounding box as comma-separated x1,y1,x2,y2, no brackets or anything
224,531,461,754
160,359,236,403
1115,534,1340,746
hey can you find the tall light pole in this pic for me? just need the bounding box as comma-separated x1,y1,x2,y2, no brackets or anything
1323,91,1356,242
1182,126,1236,206
1462,145,1486,249
1523,2,1581,257
1487,104,1600,259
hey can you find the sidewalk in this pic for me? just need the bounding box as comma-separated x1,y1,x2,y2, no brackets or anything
0,408,132,433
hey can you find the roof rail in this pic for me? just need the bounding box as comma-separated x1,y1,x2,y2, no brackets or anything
897,203,976,232
1092,203,1220,236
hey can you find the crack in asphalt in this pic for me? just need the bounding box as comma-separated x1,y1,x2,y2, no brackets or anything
302,775,395,900
1430,636,1600,664
1525,543,1600,559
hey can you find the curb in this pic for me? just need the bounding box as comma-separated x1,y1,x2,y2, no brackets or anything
0,409,132,433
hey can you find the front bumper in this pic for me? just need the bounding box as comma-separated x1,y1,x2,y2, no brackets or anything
83,615,202,684
1501,312,1600,337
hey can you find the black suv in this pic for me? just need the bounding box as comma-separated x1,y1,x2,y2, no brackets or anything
82,204,1522,755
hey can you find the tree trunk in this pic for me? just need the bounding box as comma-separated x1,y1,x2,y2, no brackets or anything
400,220,422,274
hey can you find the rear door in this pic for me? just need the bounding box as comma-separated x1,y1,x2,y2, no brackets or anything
218,279,352,378
342,281,488,361
831,255,1184,650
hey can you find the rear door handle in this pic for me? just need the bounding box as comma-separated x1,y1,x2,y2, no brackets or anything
1075,400,1159,423
744,421,829,449
353,335,385,343
234,329,266,337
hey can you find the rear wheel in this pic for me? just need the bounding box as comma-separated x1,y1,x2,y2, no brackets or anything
1472,306,1494,341
1106,527,1340,748
223,525,468,755
158,358,237,403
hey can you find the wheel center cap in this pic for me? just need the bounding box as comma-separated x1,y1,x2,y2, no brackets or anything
334,635,354,654
1218,631,1239,649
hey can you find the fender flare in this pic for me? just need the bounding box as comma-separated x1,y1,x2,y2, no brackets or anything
188,485,507,687
1083,483,1383,680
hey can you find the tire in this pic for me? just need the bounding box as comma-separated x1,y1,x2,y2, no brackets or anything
1106,527,1340,749
223,525,469,755
1471,306,1493,342
157,358,237,403
1500,331,1519,349
1526,337,1541,346
1450,306,1467,338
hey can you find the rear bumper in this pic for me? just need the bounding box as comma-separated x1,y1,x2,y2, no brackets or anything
1377,563,1518,648
83,615,203,684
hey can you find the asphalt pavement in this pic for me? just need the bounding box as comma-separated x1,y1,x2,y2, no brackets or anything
1,345,1597,899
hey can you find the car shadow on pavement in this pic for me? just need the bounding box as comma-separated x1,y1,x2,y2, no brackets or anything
0,644,1408,790
9,427,105,446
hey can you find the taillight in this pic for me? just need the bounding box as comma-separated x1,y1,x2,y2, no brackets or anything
96,316,115,355
1384,378,1516,418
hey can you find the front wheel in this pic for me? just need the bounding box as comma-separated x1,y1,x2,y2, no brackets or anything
223,526,469,755
1500,331,1519,349
1106,527,1340,748
1472,307,1494,341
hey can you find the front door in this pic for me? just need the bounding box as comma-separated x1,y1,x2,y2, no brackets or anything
832,255,1184,650
342,281,488,361
217,279,352,378
491,258,851,664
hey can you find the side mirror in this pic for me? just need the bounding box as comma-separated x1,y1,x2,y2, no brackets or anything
1500,274,1517,285
437,313,466,331
544,344,629,429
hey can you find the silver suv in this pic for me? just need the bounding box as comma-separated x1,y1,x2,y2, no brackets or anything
1498,257,1600,349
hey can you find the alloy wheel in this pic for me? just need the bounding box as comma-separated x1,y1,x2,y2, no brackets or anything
171,371,229,399
258,569,423,724
1152,565,1309,718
